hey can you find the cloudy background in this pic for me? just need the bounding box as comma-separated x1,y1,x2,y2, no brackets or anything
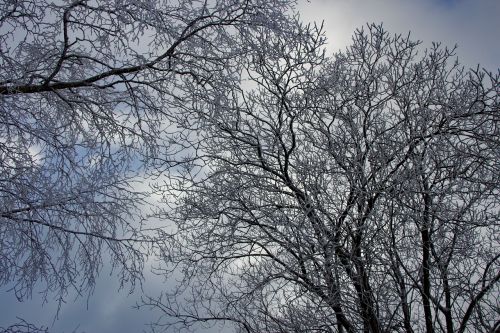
1,0,498,332
299,0,499,71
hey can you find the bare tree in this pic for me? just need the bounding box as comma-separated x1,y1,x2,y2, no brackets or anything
0,0,295,311
148,24,500,332
0,318,48,333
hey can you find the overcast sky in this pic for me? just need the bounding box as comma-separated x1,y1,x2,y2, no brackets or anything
298,0,499,71
1,1,498,332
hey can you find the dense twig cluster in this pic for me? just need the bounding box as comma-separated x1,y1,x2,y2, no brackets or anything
149,24,499,333
0,0,293,313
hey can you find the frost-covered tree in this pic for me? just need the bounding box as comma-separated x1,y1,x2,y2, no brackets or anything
0,0,295,307
148,24,500,332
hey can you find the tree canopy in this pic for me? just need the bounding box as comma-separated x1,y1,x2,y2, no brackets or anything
147,24,499,333
0,0,293,309
1,1,499,332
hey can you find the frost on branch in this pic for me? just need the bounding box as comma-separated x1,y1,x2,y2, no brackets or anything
0,0,295,309
148,24,500,333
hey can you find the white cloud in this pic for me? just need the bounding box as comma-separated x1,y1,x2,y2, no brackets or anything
298,0,500,71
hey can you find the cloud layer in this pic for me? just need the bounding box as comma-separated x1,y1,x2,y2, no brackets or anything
298,0,499,71
1,1,497,332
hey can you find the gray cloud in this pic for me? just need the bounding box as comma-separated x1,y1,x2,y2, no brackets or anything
1,1,498,332
0,267,157,333
298,0,500,71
